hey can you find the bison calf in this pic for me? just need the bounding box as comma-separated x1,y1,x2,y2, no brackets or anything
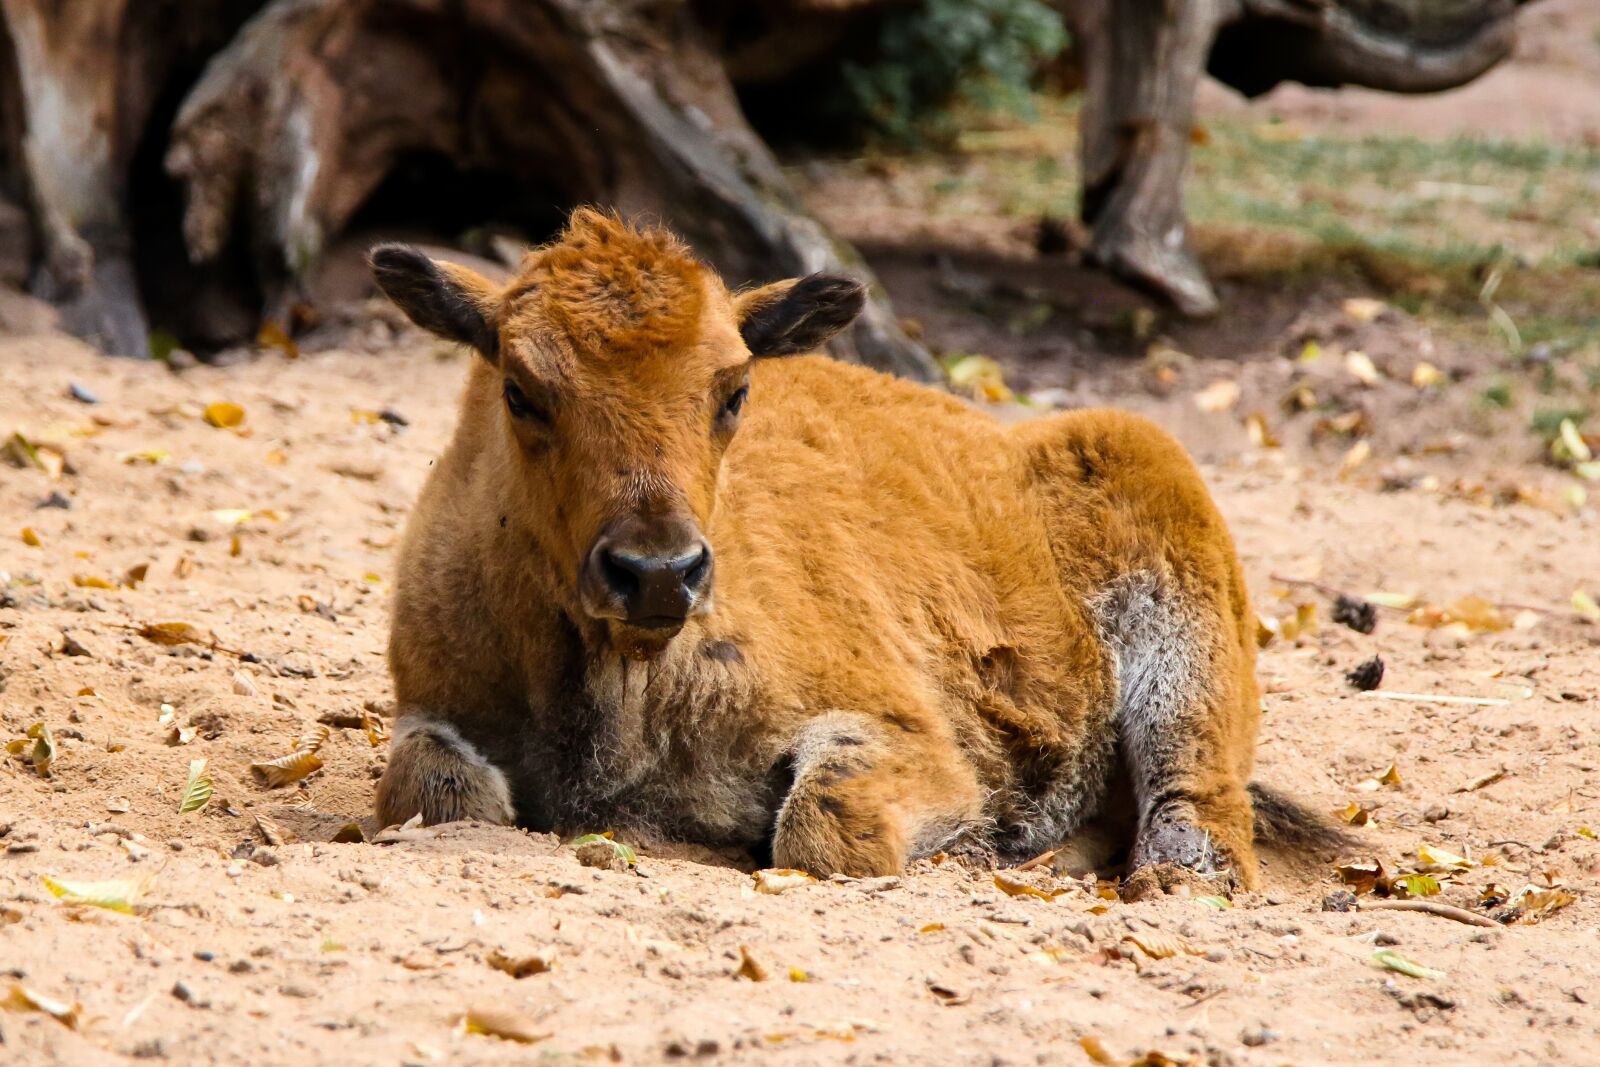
370,209,1309,893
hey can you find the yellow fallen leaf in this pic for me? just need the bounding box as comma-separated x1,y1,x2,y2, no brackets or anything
943,354,1012,404
1417,844,1472,870
1366,591,1418,610
26,723,55,778
1573,590,1600,621
210,509,253,526
994,874,1067,900
257,321,300,360
137,621,209,647
1244,412,1279,448
179,758,212,814
1344,350,1380,385
118,448,170,465
1297,340,1323,364
2,984,81,1029
1120,932,1203,960
20,526,41,547
1411,362,1445,388
458,1006,548,1044
1334,802,1375,827
203,401,246,429
1512,888,1576,924
71,574,116,590
250,750,324,788
41,873,156,913
735,944,769,982
753,868,817,895
1340,440,1372,475
1557,419,1593,464
486,948,556,978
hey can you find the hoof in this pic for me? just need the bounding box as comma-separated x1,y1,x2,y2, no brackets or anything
1122,861,1235,902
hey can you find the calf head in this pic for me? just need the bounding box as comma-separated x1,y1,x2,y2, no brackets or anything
370,209,863,658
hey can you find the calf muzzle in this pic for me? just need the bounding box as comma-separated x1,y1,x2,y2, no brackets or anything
581,519,712,633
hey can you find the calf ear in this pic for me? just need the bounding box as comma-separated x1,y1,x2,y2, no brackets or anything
735,273,864,357
368,243,500,359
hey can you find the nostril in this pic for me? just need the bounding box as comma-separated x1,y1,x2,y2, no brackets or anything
682,545,712,591
598,548,641,600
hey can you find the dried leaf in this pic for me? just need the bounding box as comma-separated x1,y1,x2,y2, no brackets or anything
943,354,1012,403
1573,590,1600,621
26,722,55,777
203,402,246,429
1417,844,1472,870
788,967,811,982
137,621,208,647
2,984,81,1029
993,874,1067,900
1335,802,1375,827
1194,895,1232,910
254,813,286,846
1372,949,1444,980
72,574,116,590
1455,767,1508,793
926,978,969,1005
123,563,149,588
753,868,818,895
1366,591,1418,610
1511,887,1576,925
1244,412,1279,448
458,1006,548,1044
1194,380,1239,413
1337,860,1386,895
1344,350,1380,385
1557,418,1594,463
486,948,556,978
361,706,388,747
735,944,769,982
41,873,156,913
296,723,331,755
119,448,171,466
1120,932,1202,960
20,526,41,547
179,759,213,814
1411,362,1445,388
249,750,324,788
256,321,300,360
1340,440,1372,475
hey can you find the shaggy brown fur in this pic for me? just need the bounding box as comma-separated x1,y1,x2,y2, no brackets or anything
369,208,1303,892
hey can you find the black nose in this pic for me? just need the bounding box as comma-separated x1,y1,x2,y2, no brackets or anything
594,542,712,626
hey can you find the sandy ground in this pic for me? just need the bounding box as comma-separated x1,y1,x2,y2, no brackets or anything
5,7,1600,1065
3,301,1599,1067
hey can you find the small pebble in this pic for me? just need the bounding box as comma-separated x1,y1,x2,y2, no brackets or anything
68,382,99,404
36,491,71,510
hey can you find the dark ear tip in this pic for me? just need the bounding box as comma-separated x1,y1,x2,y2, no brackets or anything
367,242,431,278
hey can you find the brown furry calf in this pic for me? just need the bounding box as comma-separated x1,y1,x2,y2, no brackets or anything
370,209,1325,894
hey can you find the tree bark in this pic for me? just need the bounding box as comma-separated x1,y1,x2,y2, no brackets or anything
1075,0,1235,317
164,0,936,378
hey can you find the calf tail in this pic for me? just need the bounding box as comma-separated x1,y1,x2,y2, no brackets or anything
1248,782,1355,853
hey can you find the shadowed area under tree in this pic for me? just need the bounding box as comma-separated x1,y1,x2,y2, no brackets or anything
0,0,1539,366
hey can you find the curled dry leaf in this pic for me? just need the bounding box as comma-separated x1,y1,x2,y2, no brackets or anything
487,948,557,978
331,822,368,844
1372,949,1444,980
1334,802,1376,827
735,944,769,982
1120,932,1204,961
1417,844,1472,871
26,723,56,777
1510,887,1576,925
41,873,156,913
138,621,209,647
254,813,286,846
925,978,969,1005
296,724,331,755
250,750,324,788
179,759,213,814
3,983,82,1029
457,1006,549,1044
1337,860,1386,895
753,868,817,895
360,706,388,747
1455,766,1508,793
202,401,246,429
993,874,1068,901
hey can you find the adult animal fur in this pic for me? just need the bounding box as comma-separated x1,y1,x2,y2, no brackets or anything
369,208,1328,892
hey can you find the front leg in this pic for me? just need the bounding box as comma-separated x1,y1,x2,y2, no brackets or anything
772,713,985,877
375,714,516,827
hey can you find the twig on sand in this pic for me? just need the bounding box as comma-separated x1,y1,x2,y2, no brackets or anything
1014,849,1058,872
1361,691,1511,707
1360,899,1501,929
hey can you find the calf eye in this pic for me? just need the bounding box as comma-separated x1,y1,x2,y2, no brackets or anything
503,380,548,424
719,386,749,421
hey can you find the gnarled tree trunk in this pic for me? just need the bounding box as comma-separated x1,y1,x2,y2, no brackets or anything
1068,0,1533,316
163,0,935,377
